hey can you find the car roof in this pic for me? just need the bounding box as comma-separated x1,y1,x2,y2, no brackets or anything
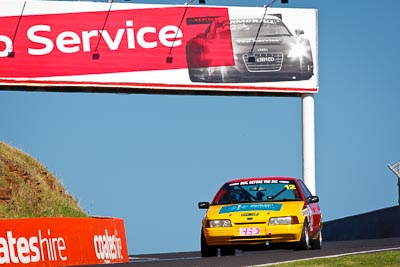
225,176,300,184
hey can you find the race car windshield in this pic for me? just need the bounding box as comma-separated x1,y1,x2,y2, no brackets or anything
230,20,291,38
214,180,302,204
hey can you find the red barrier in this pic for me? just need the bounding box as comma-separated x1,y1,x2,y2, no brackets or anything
0,217,129,266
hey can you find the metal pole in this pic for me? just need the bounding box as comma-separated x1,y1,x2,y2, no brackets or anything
388,162,400,206
302,94,316,195
398,178,400,206
397,162,400,205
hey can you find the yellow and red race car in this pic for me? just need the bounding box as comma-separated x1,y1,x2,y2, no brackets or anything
198,177,322,257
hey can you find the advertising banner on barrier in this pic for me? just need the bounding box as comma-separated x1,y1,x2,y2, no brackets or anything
0,217,128,266
0,0,318,95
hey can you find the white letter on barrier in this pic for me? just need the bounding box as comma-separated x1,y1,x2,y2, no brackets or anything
16,237,30,264
57,238,67,261
94,235,101,259
29,237,40,263
7,231,18,263
0,237,10,264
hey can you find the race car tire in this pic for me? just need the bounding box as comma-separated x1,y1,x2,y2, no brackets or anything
220,247,235,256
294,222,310,250
201,229,218,257
310,230,322,250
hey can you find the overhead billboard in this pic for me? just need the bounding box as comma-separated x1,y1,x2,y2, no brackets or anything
0,0,318,95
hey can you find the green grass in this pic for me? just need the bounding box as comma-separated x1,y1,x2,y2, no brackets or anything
0,141,88,218
266,251,400,267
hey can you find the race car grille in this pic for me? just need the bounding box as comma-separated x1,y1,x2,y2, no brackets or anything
234,222,267,225
243,53,283,72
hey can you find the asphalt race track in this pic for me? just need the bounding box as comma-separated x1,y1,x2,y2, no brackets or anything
77,238,400,267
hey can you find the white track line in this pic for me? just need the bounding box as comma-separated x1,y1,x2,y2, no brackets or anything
249,247,400,267
129,256,201,262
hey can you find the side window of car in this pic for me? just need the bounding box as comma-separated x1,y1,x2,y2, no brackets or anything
214,185,230,204
298,180,312,198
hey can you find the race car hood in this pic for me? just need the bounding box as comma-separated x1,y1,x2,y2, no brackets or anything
206,201,305,223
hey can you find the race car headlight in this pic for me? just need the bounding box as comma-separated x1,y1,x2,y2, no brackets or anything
208,219,232,228
287,41,308,59
268,216,299,225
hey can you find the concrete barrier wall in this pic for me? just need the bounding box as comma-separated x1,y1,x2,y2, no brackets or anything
0,217,129,266
323,206,400,241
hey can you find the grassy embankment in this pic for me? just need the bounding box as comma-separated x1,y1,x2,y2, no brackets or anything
0,141,88,218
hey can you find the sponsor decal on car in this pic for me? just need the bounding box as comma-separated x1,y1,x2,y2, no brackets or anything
219,203,282,214
241,212,259,216
239,227,260,236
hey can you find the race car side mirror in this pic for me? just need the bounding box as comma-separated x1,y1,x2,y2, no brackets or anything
198,202,210,209
306,196,319,204
295,29,305,36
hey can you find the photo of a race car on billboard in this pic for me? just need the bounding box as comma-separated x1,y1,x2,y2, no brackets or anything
186,15,314,83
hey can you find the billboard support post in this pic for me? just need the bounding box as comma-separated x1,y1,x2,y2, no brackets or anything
302,93,316,195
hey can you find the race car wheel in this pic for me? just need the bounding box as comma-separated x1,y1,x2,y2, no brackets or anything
220,247,235,256
201,229,218,257
295,222,310,250
310,231,322,250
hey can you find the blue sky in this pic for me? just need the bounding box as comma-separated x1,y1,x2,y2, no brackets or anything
1,0,400,254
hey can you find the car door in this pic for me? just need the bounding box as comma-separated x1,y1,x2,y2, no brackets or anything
297,180,322,236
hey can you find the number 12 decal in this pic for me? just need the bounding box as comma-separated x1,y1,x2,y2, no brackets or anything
284,184,296,190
